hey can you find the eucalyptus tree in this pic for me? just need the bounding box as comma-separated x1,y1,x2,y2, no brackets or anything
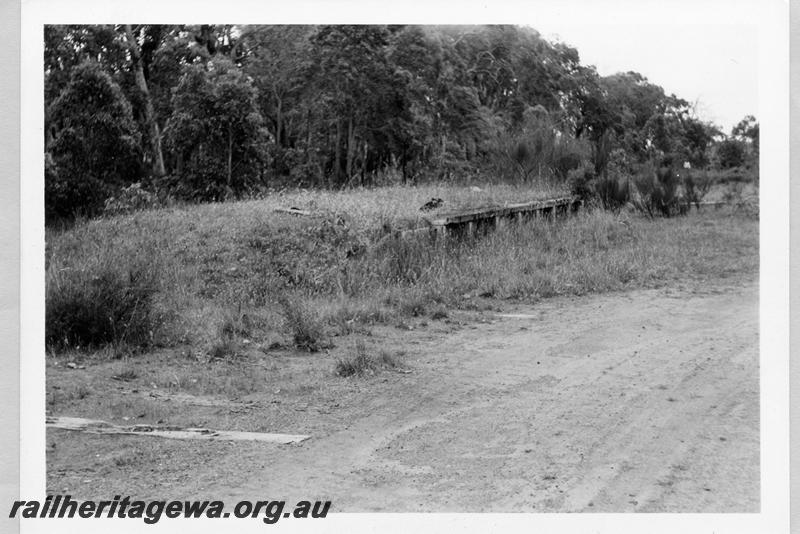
310,25,395,184
46,61,143,222
123,25,166,176
732,115,759,156
165,58,270,199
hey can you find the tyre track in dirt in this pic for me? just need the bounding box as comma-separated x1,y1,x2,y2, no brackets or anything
225,280,759,512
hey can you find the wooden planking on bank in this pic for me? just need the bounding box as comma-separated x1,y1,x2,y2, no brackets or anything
399,196,582,239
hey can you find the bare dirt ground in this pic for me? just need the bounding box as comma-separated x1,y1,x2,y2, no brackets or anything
47,277,759,512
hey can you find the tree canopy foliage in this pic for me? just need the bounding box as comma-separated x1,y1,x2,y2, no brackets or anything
46,60,143,223
44,24,757,222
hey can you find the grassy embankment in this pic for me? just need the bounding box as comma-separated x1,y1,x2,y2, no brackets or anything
45,181,759,366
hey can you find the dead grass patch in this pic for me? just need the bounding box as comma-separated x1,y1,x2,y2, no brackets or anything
335,340,403,377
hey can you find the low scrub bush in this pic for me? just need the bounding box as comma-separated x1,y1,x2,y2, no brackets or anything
706,166,758,185
594,176,630,211
488,107,587,183
45,153,113,225
631,165,687,217
335,340,399,377
208,338,243,361
567,165,595,203
46,262,160,352
568,156,631,211
280,297,327,352
722,182,759,219
335,352,374,377
571,149,753,218
597,150,635,211
683,169,714,208
103,183,161,216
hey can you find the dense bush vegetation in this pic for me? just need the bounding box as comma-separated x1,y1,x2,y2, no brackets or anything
45,61,143,224
44,25,760,356
46,261,160,352
45,24,758,223
164,59,271,200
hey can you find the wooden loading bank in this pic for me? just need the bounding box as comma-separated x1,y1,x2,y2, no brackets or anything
400,196,582,239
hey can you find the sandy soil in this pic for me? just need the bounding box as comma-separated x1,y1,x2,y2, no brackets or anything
225,279,759,512
47,278,759,512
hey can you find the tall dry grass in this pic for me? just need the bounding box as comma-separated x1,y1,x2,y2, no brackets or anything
45,184,758,356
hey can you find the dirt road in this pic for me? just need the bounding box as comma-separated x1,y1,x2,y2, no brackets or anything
220,280,759,512
47,279,759,511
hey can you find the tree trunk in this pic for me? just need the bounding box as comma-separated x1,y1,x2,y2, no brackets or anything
334,119,343,184
274,89,283,147
361,142,368,185
345,116,355,181
305,110,312,155
305,109,319,184
439,134,447,177
124,25,166,177
227,124,233,188
401,147,407,184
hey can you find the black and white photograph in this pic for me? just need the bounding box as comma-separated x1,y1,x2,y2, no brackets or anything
9,0,793,531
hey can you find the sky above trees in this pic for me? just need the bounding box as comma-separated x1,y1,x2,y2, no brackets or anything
537,23,757,133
